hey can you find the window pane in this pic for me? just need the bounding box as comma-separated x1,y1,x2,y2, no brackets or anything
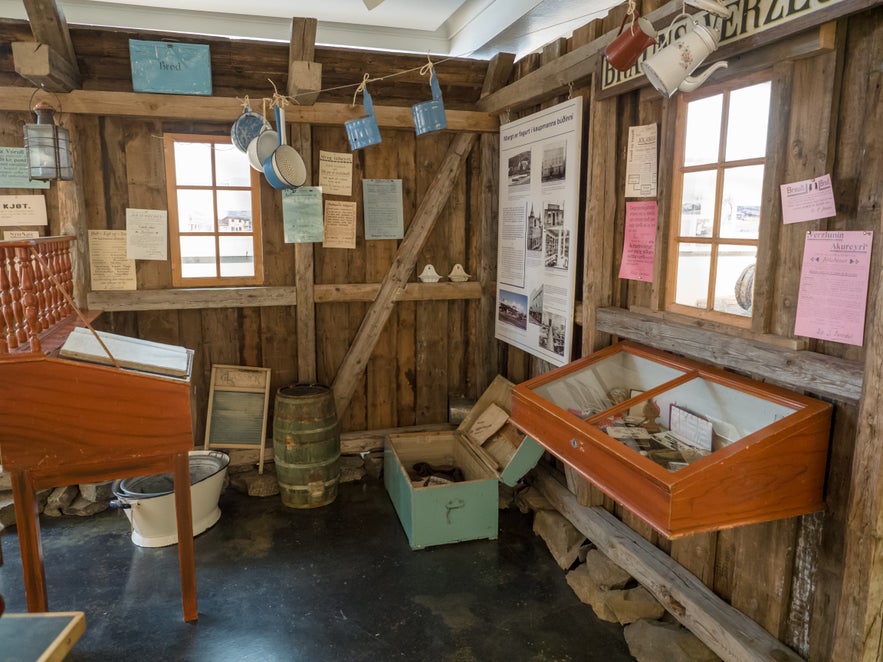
215,143,251,187
720,165,763,239
680,170,717,237
177,189,215,233
174,142,212,186
684,94,722,166
674,243,711,307
217,190,254,232
219,235,255,277
726,82,771,161
713,246,757,316
180,235,217,279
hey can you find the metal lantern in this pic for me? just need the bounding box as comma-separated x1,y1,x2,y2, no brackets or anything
23,102,73,181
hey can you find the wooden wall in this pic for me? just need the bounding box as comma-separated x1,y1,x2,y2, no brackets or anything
2,2,881,657
0,21,495,445
497,2,881,659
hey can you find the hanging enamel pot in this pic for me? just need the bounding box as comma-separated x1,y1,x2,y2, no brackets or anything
231,103,271,153
263,105,307,190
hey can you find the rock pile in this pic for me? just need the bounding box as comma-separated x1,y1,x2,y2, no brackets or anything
517,485,720,662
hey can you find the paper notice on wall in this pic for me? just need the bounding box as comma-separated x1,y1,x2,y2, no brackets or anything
363,179,404,240
3,230,40,240
0,195,48,226
625,124,658,198
126,208,168,260
780,173,837,224
619,201,658,282
319,151,353,197
0,147,49,189
89,229,136,291
323,200,357,249
794,230,872,346
282,186,324,243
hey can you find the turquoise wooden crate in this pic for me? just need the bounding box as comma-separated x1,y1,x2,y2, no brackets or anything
385,376,544,550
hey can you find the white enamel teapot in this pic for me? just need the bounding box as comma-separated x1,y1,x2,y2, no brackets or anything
642,14,728,97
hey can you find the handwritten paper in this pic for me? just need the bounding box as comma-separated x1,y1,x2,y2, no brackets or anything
126,208,168,260
282,187,324,243
319,151,353,197
0,147,49,189
780,173,837,224
625,124,658,198
323,200,357,249
0,195,48,226
618,200,658,282
89,229,136,291
794,230,872,346
363,179,404,240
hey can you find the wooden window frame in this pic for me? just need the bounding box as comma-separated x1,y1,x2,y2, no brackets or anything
163,133,263,288
665,71,773,328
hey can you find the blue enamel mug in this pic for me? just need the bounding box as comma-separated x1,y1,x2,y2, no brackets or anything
345,89,382,150
412,70,447,136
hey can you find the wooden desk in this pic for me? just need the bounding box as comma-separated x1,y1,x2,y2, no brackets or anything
0,351,199,622
0,611,86,662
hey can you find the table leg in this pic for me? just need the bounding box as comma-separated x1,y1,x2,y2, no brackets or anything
10,470,48,612
173,452,198,622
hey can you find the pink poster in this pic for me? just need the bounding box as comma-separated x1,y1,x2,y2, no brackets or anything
619,201,658,282
794,230,873,346
780,173,837,224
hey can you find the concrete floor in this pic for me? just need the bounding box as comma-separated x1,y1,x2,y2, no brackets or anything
0,479,635,661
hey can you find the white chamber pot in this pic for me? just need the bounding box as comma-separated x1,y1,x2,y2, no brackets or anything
111,450,230,548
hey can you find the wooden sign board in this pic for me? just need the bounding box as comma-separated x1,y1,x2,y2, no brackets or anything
204,364,271,473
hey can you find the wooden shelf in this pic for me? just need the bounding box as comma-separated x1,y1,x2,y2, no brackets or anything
510,341,832,539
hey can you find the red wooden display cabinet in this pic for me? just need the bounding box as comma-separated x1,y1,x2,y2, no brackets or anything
509,341,832,539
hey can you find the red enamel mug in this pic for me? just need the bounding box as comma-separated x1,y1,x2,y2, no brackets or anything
604,14,658,72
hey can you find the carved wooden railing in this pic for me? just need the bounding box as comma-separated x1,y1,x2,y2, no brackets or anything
0,236,75,355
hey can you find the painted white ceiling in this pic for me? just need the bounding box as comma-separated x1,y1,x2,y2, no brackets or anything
0,0,620,59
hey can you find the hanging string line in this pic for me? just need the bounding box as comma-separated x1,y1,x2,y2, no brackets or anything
278,6,610,103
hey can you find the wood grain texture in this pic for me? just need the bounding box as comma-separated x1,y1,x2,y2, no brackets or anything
595,306,863,404
330,132,476,418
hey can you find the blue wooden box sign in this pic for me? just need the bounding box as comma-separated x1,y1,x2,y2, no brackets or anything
129,39,212,95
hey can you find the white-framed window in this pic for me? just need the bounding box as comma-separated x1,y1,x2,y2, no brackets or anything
666,73,772,326
163,134,263,287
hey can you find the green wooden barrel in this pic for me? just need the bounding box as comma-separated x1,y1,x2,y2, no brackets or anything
273,384,340,508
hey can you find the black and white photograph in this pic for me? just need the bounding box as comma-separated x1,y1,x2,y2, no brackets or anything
507,150,531,187
544,226,571,270
529,285,544,325
538,312,567,356
526,202,543,251
541,141,566,183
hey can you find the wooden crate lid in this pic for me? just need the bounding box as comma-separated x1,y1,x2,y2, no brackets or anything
458,375,536,480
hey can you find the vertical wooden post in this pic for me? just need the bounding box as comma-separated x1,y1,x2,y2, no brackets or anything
288,17,319,384
473,52,514,394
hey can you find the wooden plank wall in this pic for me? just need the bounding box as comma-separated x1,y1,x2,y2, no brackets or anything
0,25,493,445
500,3,881,660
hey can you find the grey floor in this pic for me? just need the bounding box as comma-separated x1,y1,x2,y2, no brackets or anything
0,478,634,661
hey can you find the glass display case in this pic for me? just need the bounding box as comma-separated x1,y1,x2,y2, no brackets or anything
510,341,832,538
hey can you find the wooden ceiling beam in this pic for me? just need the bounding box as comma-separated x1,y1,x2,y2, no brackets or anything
12,41,81,93
19,0,82,91
0,87,499,132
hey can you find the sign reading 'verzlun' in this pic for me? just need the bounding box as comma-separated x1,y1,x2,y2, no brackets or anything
601,0,843,92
